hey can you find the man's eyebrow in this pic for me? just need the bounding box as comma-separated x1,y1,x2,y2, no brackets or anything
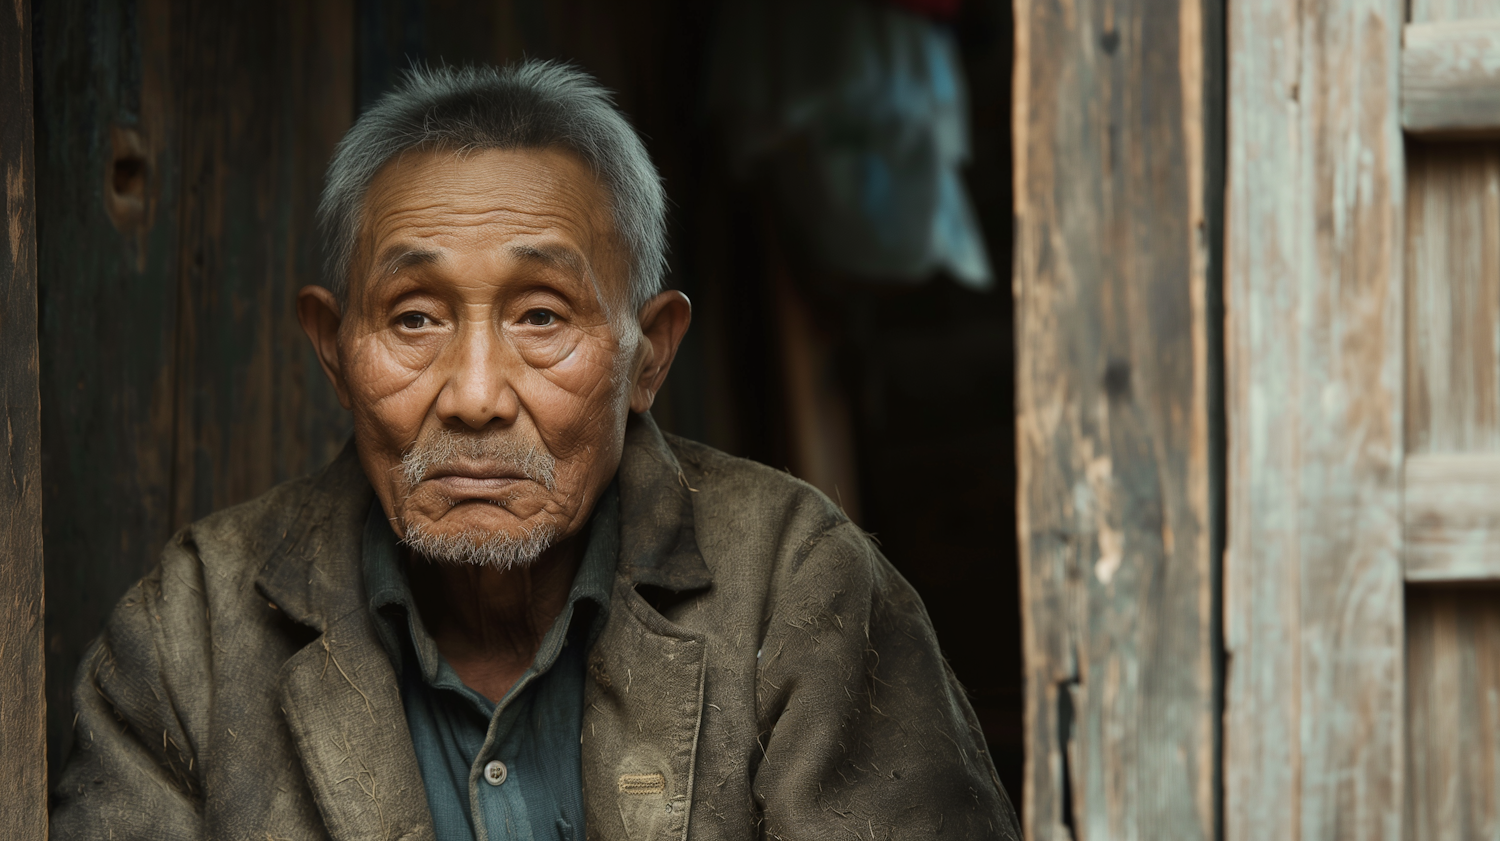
374,246,443,277
508,242,586,276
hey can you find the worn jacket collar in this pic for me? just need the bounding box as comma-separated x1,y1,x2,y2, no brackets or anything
255,411,711,629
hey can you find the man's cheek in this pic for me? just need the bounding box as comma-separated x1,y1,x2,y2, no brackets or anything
349,373,432,485
345,345,439,436
525,387,615,461
532,346,631,418
347,336,435,396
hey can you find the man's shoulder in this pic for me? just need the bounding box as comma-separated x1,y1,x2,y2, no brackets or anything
660,432,866,572
187,469,317,552
191,446,362,551
166,442,369,597
665,432,846,519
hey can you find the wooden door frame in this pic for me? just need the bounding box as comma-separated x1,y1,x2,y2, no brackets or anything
1225,2,1407,841
1013,0,1223,838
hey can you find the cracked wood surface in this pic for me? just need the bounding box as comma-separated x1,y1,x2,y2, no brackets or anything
1225,0,1405,840
1014,0,1216,837
1,0,48,832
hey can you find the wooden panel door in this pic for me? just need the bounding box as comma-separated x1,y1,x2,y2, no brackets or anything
1230,1,1500,840
1402,3,1500,840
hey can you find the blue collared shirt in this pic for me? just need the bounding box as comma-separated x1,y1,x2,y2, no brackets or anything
363,486,618,841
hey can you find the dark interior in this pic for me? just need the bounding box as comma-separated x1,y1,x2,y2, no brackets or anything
34,0,1021,808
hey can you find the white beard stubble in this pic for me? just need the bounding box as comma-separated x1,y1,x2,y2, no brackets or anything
397,429,561,570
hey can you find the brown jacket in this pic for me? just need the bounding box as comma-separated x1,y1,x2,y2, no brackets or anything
51,414,1020,840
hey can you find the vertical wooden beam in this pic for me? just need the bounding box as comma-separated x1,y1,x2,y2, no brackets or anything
1014,0,1216,837
1224,0,1405,840
0,0,49,831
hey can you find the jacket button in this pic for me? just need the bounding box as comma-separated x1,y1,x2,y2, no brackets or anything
483,760,508,786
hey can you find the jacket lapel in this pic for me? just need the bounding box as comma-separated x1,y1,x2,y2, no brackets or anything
255,442,434,841
279,610,433,841
582,414,714,841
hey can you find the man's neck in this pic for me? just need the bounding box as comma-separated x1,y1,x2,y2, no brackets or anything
406,535,583,703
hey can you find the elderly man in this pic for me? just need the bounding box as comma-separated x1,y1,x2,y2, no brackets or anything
51,62,1020,840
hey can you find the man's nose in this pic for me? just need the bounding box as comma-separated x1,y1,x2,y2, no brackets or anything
433,322,520,430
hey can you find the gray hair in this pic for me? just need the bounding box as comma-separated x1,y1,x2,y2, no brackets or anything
318,61,667,310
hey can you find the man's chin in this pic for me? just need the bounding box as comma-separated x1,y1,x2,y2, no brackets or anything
400,520,560,570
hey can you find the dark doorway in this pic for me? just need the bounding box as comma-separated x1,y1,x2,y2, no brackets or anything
34,0,1021,812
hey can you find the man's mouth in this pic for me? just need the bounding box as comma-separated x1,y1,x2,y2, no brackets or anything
419,463,532,498
399,429,559,492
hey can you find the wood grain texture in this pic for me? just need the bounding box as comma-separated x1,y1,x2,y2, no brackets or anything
1,0,49,831
1405,454,1500,581
1403,21,1500,137
33,0,352,781
1406,587,1500,841
1014,0,1215,837
1225,1,1406,840
1414,0,1500,20
1405,142,1500,455
33,0,181,780
164,0,353,526
1404,0,1500,834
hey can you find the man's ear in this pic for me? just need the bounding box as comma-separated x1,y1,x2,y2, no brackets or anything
630,290,692,414
297,285,353,410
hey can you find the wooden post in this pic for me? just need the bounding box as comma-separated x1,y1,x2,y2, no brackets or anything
1013,0,1218,837
1224,1,1406,840
1,0,50,831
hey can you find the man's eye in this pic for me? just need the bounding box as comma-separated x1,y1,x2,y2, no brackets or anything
522,309,556,327
398,312,429,330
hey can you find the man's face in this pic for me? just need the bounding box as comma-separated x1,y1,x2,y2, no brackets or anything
309,147,656,565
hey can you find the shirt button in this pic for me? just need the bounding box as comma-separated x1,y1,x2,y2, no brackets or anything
483,760,508,786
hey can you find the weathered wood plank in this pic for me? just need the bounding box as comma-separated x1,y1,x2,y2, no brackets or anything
1403,22,1500,137
1405,454,1500,582
1406,587,1500,841
35,0,191,780
0,0,49,830
1225,0,1405,840
1403,0,1500,833
1014,0,1215,837
34,0,353,781
1405,142,1500,455
166,0,352,525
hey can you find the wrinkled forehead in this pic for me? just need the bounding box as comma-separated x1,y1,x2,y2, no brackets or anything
350,146,631,308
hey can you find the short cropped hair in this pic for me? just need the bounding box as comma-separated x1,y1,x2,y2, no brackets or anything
318,61,666,310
